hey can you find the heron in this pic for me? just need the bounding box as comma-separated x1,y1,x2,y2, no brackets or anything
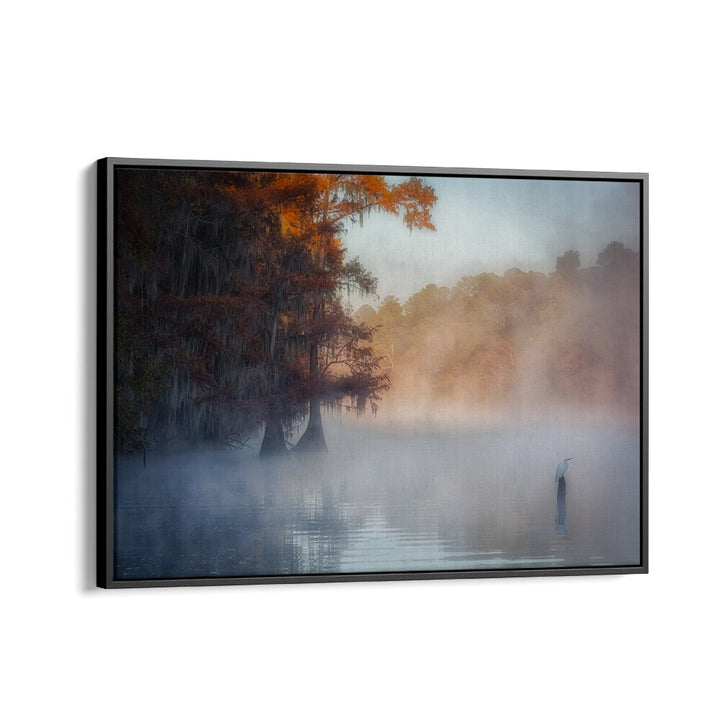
555,457,573,482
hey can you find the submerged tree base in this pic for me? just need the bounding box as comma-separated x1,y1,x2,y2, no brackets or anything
259,417,288,457
294,400,328,453
294,425,328,453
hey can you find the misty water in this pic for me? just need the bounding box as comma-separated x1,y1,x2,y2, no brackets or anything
114,415,640,580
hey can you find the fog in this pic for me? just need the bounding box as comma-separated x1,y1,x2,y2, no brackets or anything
112,256,642,581
365,277,640,437
114,412,639,579
111,171,642,580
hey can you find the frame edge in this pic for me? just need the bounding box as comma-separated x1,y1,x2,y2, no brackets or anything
96,158,113,588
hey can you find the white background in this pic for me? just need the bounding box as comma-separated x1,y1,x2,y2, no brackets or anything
2,2,717,718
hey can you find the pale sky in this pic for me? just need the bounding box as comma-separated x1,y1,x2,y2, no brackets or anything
342,175,641,308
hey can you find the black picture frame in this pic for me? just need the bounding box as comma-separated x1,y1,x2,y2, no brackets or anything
98,158,648,588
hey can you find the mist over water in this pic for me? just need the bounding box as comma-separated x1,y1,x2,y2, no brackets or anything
110,169,642,581
114,412,640,580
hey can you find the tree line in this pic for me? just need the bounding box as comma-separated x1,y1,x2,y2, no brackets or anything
356,242,640,417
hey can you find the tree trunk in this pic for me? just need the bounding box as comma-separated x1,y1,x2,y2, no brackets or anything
259,413,287,457
294,397,327,453
259,292,289,458
295,340,328,452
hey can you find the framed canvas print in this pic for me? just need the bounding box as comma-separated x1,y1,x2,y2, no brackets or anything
97,158,648,588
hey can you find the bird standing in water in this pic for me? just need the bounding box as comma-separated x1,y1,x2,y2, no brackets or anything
555,457,573,482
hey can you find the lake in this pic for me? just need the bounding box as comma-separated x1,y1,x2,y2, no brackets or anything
113,415,641,580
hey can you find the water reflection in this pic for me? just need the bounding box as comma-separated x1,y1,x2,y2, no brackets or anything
113,419,640,579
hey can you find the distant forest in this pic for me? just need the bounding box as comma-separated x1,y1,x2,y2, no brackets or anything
355,243,640,419
113,168,639,458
